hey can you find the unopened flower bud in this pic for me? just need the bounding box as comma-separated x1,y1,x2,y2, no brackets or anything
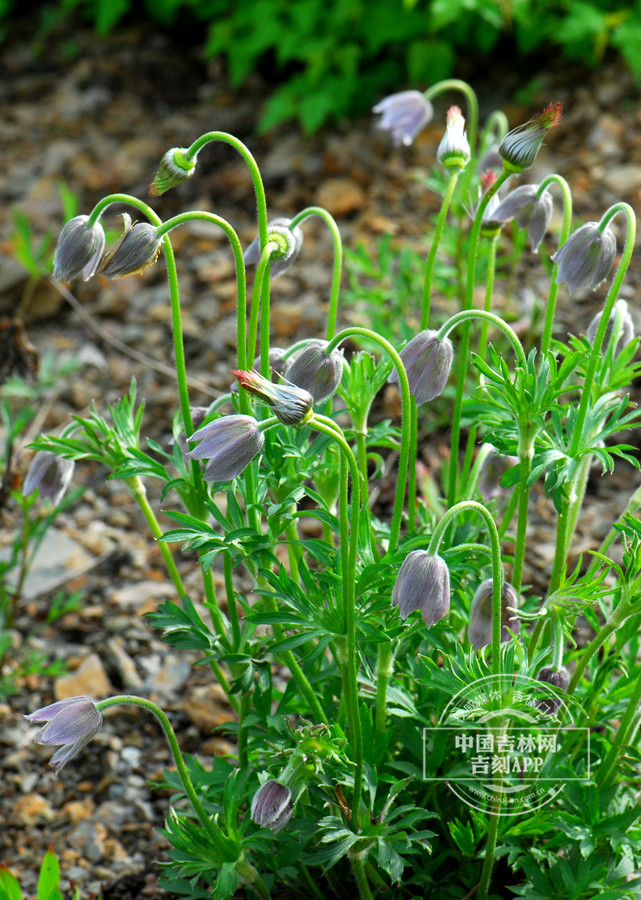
536,665,570,716
586,300,635,356
232,369,313,425
467,579,520,649
285,340,344,403
251,780,294,832
23,450,75,506
551,222,617,293
149,147,196,196
476,446,518,500
493,184,553,251
373,90,433,147
253,347,289,379
53,215,106,282
392,550,450,628
499,103,562,173
388,330,453,405
100,214,162,279
244,218,303,279
186,415,264,482
437,106,470,170
25,696,102,773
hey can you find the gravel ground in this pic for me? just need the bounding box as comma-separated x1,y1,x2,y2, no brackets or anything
1,18,641,899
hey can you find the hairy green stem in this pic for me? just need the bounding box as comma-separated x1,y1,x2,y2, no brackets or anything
538,174,573,355
568,202,636,458
326,326,411,553
96,695,237,861
420,168,461,329
429,501,503,675
446,168,513,506
289,206,344,340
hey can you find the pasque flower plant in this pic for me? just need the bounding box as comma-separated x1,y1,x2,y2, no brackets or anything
22,79,641,900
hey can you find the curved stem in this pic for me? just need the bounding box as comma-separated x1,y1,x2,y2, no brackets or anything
429,500,503,675
568,202,636,458
183,132,269,249
421,168,461,329
125,476,186,598
247,242,279,372
289,207,344,340
96,695,237,861
538,174,573,355
309,414,363,822
326,326,411,554
511,424,535,595
423,79,479,155
477,234,498,364
447,169,513,505
155,210,248,374
437,309,527,370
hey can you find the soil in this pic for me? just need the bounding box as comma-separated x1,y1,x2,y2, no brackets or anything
1,14,641,900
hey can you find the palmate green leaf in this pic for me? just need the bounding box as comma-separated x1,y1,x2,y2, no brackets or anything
145,596,217,653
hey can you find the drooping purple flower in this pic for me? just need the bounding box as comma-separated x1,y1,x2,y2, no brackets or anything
493,184,553,251
25,696,103,774
244,218,304,279
53,215,106,282
23,450,75,506
232,369,313,425
373,91,433,147
250,780,294,832
499,103,562,173
586,300,635,356
100,214,162,279
186,414,264,482
467,579,520,649
388,330,453,405
551,222,617,293
285,340,344,404
536,666,570,716
392,550,450,628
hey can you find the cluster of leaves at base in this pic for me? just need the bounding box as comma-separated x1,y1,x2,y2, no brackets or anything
9,0,641,131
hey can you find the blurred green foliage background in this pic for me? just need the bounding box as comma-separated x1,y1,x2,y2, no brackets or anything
3,0,641,132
